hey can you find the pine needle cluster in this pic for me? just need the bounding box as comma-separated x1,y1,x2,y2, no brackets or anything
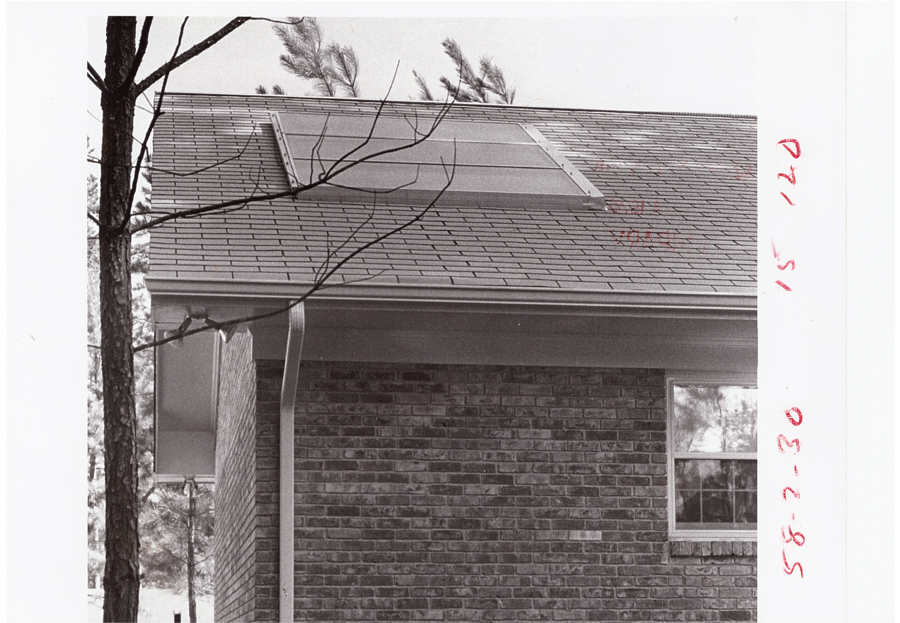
266,17,361,98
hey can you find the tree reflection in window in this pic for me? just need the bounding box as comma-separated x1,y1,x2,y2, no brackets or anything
673,385,757,453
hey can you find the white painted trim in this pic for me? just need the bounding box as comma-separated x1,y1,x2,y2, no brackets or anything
279,303,305,623
668,532,758,542
210,335,221,439
146,279,758,317
520,122,605,210
270,112,301,189
155,474,215,485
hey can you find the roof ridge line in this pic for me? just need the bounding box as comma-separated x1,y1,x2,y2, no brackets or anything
156,91,758,120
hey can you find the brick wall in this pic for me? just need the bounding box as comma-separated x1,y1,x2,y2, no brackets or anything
254,360,284,622
286,361,756,622
214,332,257,622
213,334,281,622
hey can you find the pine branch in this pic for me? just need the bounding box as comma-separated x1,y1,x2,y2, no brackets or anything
479,57,515,104
328,44,360,97
275,17,337,97
413,70,434,101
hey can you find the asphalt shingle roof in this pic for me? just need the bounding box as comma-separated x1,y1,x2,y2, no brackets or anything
148,93,757,296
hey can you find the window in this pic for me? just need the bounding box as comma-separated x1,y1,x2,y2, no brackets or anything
667,374,757,539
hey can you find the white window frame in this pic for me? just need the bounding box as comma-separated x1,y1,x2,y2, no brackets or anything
667,372,757,541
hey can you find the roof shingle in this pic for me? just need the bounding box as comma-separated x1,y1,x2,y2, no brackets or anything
149,93,757,296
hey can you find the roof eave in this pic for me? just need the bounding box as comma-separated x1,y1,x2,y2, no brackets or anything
146,277,757,319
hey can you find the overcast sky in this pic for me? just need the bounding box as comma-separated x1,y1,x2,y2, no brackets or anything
86,9,758,147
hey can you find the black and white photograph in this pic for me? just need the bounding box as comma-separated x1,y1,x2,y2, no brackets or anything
3,4,894,623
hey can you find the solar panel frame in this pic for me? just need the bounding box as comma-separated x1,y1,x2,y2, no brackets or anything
270,111,606,210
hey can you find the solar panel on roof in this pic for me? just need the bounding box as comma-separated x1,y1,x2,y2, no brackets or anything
270,111,605,210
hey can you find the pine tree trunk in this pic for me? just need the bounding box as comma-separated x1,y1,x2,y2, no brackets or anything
100,17,140,623
187,482,197,623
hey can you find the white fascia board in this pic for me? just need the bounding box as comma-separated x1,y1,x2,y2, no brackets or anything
146,277,757,320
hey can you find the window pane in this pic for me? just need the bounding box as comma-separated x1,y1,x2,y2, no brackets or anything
700,459,731,489
674,459,756,530
733,459,757,490
674,459,702,489
734,491,756,523
701,491,733,523
675,489,701,524
673,385,757,453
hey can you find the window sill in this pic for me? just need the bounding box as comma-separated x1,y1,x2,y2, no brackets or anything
668,539,757,557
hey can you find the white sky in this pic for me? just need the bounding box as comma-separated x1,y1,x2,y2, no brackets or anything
85,9,757,150
86,11,757,111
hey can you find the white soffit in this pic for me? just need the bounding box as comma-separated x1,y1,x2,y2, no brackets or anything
154,330,217,480
270,111,605,210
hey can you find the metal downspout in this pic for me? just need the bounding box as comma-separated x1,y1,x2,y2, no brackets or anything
279,303,305,622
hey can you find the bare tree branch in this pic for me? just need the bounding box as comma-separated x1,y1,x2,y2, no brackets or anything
118,17,189,235
139,483,157,507
118,17,153,95
131,95,455,233
89,118,256,184
135,125,257,180
134,18,251,95
247,17,301,25
88,212,101,227
87,62,107,92
133,146,456,353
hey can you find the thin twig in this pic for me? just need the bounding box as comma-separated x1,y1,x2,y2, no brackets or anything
133,147,456,353
323,62,400,175
322,195,380,268
248,17,305,25
139,483,157,507
306,112,331,184
134,91,455,232
137,125,257,179
322,165,421,196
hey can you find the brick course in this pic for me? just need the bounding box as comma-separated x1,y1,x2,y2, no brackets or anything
213,334,281,622
282,361,756,622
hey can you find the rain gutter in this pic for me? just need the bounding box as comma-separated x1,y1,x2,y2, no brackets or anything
144,279,758,319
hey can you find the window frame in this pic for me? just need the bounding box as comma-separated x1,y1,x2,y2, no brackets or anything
666,372,758,541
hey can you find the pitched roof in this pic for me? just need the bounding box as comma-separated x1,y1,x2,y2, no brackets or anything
148,93,756,298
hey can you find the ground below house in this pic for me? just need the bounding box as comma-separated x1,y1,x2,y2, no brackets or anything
87,588,214,622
